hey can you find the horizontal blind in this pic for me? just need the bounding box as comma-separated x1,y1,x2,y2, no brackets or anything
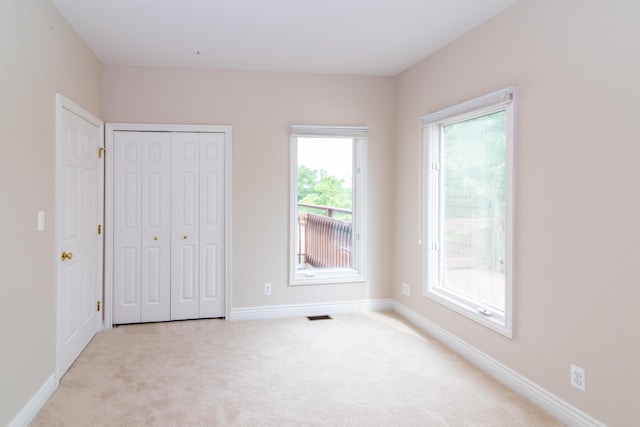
420,88,514,127
291,125,369,138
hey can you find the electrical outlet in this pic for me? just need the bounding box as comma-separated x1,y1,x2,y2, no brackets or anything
570,364,586,392
264,283,271,296
402,282,410,296
37,211,45,231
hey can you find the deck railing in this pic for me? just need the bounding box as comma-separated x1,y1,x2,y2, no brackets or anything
297,204,352,268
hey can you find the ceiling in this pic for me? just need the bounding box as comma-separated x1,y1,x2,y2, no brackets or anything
51,0,518,76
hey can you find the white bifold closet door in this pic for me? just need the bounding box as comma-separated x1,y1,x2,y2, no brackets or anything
113,131,225,324
113,131,171,323
171,132,226,320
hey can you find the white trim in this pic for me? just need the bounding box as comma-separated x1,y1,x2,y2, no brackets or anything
224,128,233,320
392,302,605,427
228,299,393,321
104,123,232,328
104,126,115,329
7,374,56,427
104,123,230,133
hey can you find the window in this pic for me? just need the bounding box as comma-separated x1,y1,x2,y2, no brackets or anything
421,88,515,336
290,126,367,285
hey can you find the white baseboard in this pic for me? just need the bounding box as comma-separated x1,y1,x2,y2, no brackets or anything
8,373,56,427
392,301,604,427
229,298,394,321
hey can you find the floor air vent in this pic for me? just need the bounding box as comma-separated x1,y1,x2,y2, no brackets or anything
307,315,332,321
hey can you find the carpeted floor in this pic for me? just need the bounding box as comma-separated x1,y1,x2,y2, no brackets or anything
31,312,562,426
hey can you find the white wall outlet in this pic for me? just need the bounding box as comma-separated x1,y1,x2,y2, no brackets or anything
37,211,45,231
402,282,410,296
264,283,271,296
570,364,586,392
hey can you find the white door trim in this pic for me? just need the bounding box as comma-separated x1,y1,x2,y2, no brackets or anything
55,94,104,382
104,123,233,328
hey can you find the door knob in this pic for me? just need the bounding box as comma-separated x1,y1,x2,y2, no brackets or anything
183,235,188,240
153,237,158,241
61,251,73,261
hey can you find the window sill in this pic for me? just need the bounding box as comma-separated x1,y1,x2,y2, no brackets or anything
290,270,366,286
425,287,512,338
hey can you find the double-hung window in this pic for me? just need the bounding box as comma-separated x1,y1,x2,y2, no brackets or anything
290,126,367,285
421,88,515,336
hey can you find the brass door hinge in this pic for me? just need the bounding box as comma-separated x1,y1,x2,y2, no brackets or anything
98,147,105,158
97,301,101,312
97,224,102,235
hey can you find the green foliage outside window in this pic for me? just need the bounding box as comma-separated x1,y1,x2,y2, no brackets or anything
443,110,506,221
297,165,352,221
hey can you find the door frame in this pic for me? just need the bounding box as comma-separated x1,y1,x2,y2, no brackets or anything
104,123,233,328
55,94,104,381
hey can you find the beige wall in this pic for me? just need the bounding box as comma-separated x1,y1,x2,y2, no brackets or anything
103,67,396,308
0,0,102,424
4,0,639,424
394,0,640,424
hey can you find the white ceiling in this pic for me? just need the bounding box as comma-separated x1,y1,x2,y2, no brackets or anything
51,0,518,76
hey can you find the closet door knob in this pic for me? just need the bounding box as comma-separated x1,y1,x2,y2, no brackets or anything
153,237,158,241
183,235,188,240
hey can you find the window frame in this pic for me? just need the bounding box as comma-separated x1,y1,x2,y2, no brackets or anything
421,88,515,337
289,125,368,286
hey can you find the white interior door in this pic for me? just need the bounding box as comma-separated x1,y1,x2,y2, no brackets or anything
113,131,142,324
171,132,226,320
171,133,201,320
140,132,171,322
113,131,171,324
56,96,103,379
199,133,226,318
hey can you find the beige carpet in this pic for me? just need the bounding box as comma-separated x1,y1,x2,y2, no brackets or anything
32,312,561,426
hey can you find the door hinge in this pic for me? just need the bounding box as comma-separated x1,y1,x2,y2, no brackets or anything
98,147,105,158
97,224,101,235
97,301,101,312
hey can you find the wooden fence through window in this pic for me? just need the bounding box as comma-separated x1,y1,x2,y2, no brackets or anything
298,211,352,268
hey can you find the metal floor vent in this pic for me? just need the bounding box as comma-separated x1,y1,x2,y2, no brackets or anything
307,315,332,321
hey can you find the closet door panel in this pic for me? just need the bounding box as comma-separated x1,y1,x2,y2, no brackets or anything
171,133,200,320
199,133,226,318
113,132,142,324
178,245,197,299
140,132,171,322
